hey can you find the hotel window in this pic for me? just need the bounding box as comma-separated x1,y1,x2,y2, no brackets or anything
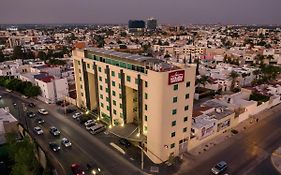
170,143,175,148
118,73,121,79
113,100,116,106
145,104,148,111
119,84,121,89
113,109,116,115
101,103,104,108
87,64,90,68
119,93,122,99
185,94,189,99
135,78,138,84
145,93,148,99
106,88,109,93
120,103,122,108
99,76,102,81
144,126,147,132
79,77,82,81
78,69,81,73
145,115,147,121
80,85,83,89
186,82,190,87
172,121,176,126
112,91,116,96
173,84,178,91
184,105,189,111
173,97,177,103
111,71,115,77
99,85,103,91
183,127,187,132
106,97,109,102
98,67,101,72
112,81,116,87
107,106,110,111
100,94,103,99
127,76,131,82
78,61,81,65
184,117,188,122
172,109,177,115
81,92,84,97
145,81,148,87
171,132,176,137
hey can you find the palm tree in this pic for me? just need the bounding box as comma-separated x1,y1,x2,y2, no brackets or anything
197,75,210,88
229,71,240,91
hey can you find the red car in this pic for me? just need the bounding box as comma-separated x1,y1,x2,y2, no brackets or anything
71,164,85,175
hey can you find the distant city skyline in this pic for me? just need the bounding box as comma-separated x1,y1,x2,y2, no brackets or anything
0,0,280,25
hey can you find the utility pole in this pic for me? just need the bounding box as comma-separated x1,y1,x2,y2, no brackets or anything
141,147,144,170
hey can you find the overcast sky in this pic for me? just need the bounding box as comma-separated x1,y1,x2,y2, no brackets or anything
0,0,280,25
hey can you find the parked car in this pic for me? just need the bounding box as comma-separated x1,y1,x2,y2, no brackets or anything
90,124,106,135
84,120,94,127
49,142,61,152
38,108,48,115
71,163,85,175
49,126,61,136
119,138,131,148
36,118,45,124
86,123,96,130
26,111,36,118
33,126,43,135
61,138,72,147
72,112,82,120
211,161,227,174
28,103,35,108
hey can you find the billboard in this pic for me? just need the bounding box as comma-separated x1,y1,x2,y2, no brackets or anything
168,70,185,85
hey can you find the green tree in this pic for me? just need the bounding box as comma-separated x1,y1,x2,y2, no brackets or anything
196,75,210,87
13,46,24,60
229,71,240,91
0,49,5,62
38,51,48,61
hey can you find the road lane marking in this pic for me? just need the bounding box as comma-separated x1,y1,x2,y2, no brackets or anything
110,142,125,155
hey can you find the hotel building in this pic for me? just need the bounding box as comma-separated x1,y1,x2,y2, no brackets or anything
73,48,196,164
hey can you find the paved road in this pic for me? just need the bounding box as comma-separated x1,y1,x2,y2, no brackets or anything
0,90,143,175
180,106,281,175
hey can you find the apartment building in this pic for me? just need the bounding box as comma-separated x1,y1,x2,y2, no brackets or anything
73,48,196,164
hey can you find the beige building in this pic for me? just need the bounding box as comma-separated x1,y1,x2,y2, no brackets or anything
73,48,196,164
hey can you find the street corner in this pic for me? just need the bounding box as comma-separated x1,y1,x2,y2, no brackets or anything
271,146,281,174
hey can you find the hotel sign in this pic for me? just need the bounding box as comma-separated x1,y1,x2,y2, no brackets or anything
168,70,185,85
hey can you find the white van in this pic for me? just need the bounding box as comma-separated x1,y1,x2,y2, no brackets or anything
90,124,106,135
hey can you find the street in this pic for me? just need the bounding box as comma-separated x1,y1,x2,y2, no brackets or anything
179,104,281,175
1,88,281,175
0,89,143,175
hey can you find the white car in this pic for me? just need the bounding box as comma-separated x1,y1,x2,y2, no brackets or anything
33,126,43,135
72,112,82,120
84,120,94,127
61,138,72,147
38,108,48,115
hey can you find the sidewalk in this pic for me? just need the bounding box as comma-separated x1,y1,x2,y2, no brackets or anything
271,147,281,174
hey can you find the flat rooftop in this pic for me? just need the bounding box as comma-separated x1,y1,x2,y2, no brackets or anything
85,47,180,72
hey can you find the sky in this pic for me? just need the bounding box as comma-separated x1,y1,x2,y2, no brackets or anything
0,0,280,25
